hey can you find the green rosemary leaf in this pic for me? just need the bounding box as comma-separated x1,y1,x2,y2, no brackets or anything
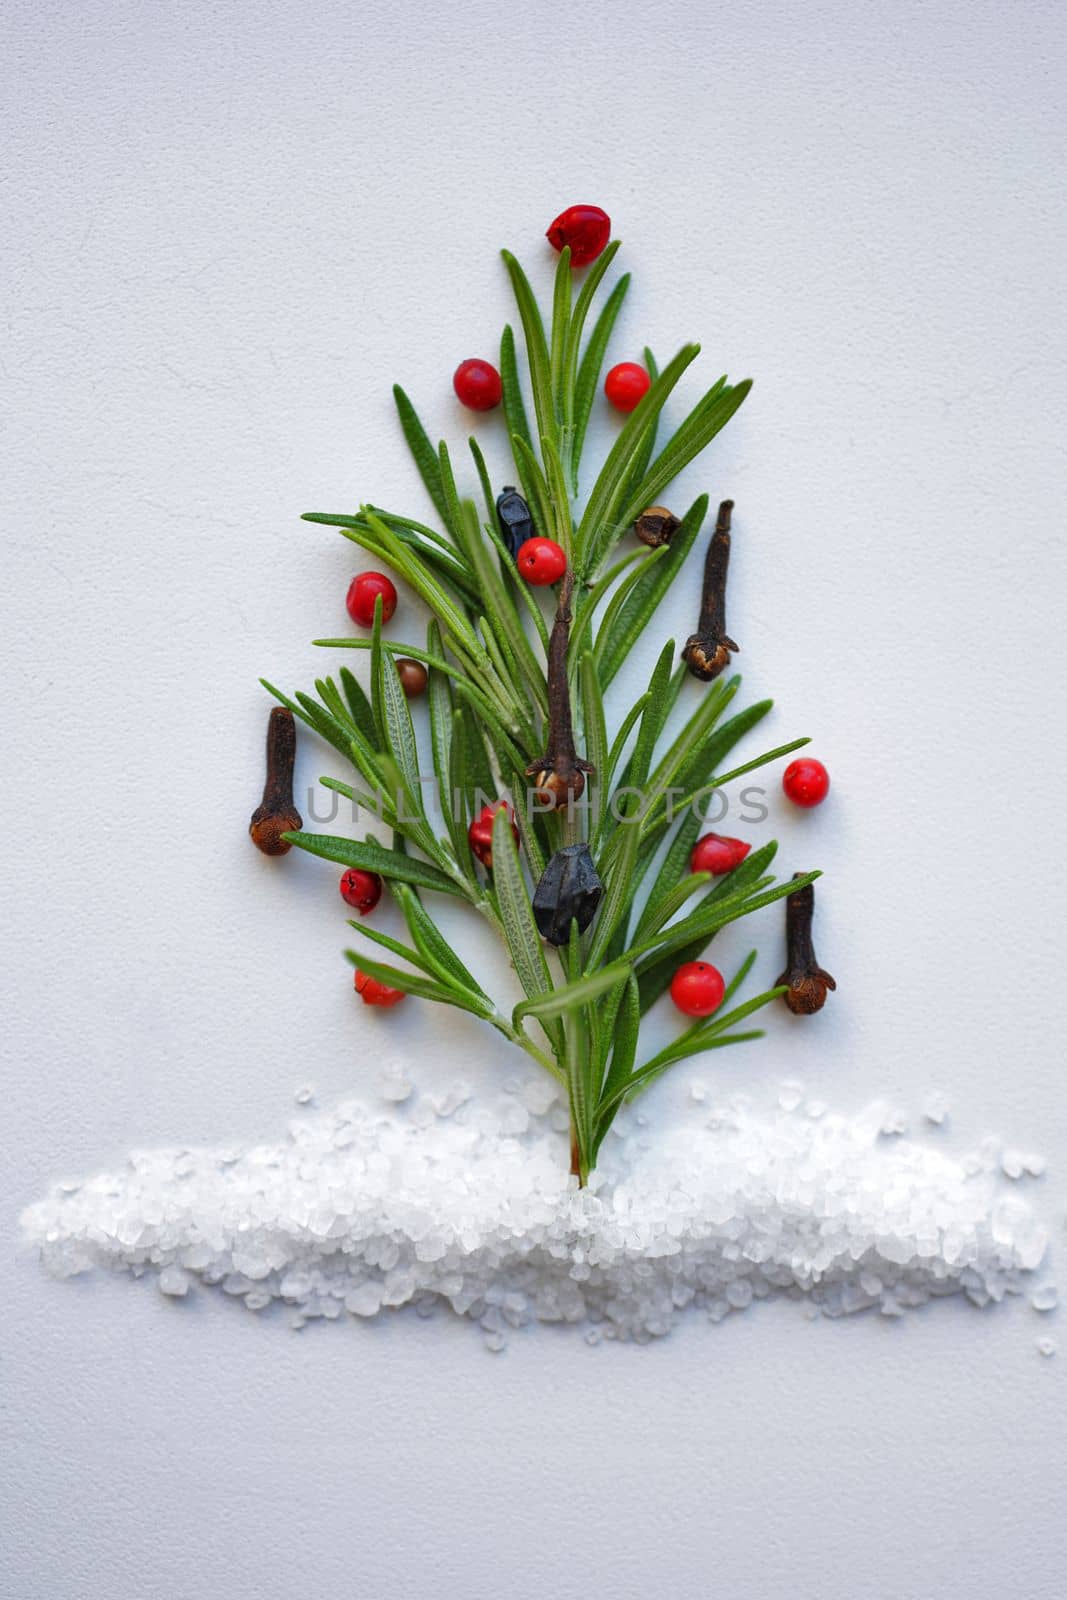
449,703,496,830
501,250,557,452
453,501,548,718
598,973,640,1111
481,512,552,655
597,494,708,689
285,832,466,896
618,345,661,508
500,323,534,463
513,960,631,1028
346,919,439,977
468,437,497,526
392,385,451,529
575,343,701,577
585,810,642,970
632,870,821,970
344,948,493,1016
361,509,483,664
549,244,572,419
562,238,621,386
579,653,608,839
625,641,676,797
294,691,364,763
392,882,489,997
491,806,559,1035
670,737,812,821
425,621,463,861
631,810,703,942
339,667,380,750
629,988,786,1084
722,950,759,1006
511,435,556,548
577,543,668,667
621,379,752,527
570,273,631,493
437,441,463,536
540,433,574,559
635,868,712,943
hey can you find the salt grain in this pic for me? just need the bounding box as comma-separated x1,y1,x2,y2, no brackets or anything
1036,1337,1057,1358
21,1083,1052,1348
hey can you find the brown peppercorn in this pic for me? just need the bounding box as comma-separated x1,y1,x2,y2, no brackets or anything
634,505,680,548
395,658,428,698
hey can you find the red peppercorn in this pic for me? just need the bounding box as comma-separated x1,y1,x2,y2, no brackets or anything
782,758,830,808
354,969,406,1008
690,833,751,877
670,961,726,1018
453,358,502,411
545,204,611,267
346,571,397,628
468,800,519,870
516,537,567,586
604,362,651,413
339,868,382,916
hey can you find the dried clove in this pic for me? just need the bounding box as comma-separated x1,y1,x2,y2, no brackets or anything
532,845,603,946
776,874,836,1014
525,568,594,809
495,486,533,558
681,498,739,682
634,505,680,548
249,706,302,856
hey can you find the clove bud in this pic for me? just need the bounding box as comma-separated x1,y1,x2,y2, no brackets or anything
249,706,302,855
525,569,594,809
634,505,679,548
681,498,738,682
495,486,533,558
532,845,603,946
776,874,836,1014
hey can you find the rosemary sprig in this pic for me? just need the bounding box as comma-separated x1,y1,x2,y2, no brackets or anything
274,230,817,1185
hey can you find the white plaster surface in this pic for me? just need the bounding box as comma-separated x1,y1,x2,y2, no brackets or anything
3,1,1066,1595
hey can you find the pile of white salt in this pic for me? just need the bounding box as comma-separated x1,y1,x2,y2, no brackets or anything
21,1076,1052,1348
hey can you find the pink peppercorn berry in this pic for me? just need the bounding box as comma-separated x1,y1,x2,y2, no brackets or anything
545,204,611,267
670,961,726,1018
690,833,751,877
516,537,567,586
346,571,397,628
782,758,830,808
453,358,502,411
339,868,382,916
604,362,651,413
354,969,406,1008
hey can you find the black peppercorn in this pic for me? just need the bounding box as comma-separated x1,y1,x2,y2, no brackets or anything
531,845,603,946
495,486,533,558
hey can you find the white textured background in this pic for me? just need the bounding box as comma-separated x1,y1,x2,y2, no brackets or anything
3,1,1066,1595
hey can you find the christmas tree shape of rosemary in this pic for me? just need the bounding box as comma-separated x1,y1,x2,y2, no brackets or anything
263,234,818,1185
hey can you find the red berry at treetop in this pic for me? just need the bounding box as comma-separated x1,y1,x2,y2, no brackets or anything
346,571,397,627
670,961,726,1018
452,358,502,411
604,362,651,413
354,969,406,1008
782,757,830,808
339,868,382,916
468,800,519,870
690,833,751,877
516,537,567,586
545,204,611,267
